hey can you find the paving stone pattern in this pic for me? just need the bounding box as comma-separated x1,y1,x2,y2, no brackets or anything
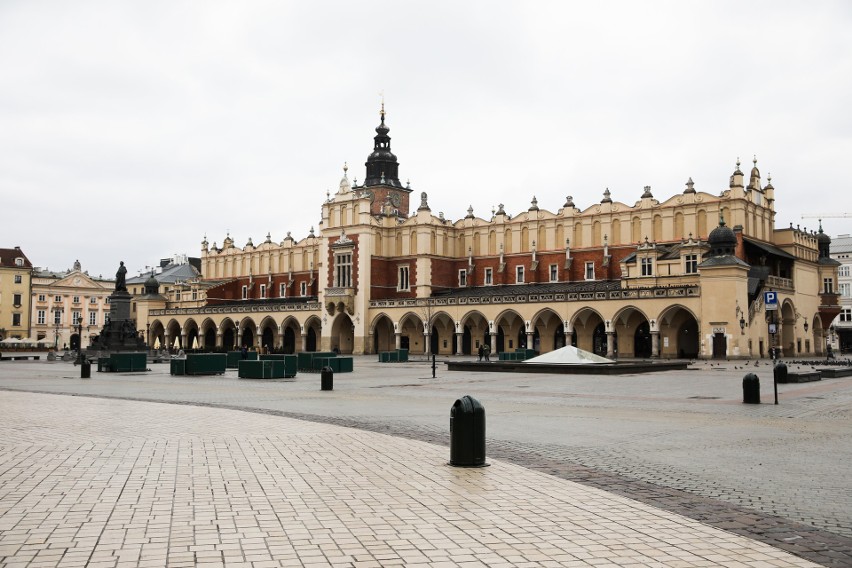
0,391,823,568
1,358,850,566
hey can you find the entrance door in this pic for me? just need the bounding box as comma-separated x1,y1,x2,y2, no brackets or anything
712,332,727,359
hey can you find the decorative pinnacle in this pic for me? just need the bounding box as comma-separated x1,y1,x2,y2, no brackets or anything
753,154,757,166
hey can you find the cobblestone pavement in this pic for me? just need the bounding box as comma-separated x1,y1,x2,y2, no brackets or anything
0,358,850,566
0,390,824,568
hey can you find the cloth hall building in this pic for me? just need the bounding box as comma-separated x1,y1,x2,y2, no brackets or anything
135,109,841,360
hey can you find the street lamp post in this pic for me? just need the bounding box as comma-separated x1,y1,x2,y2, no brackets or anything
53,308,61,351
75,320,85,364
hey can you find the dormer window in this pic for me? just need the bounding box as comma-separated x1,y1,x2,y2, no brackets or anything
641,257,654,276
15,257,23,266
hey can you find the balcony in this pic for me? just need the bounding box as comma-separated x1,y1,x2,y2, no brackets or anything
324,287,355,315
766,275,794,291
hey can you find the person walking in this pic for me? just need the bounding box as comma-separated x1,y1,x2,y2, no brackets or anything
483,344,491,362
477,344,484,362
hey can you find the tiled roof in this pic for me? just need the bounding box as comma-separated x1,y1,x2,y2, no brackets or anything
127,263,199,285
0,248,32,268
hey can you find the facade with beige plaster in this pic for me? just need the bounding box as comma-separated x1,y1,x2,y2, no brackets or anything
137,111,840,360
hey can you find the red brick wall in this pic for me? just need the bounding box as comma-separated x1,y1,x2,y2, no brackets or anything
370,257,417,300
206,272,315,305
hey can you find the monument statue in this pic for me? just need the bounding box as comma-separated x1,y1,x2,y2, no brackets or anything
115,261,127,292
88,259,145,355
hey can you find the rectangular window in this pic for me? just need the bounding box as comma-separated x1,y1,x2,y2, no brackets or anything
824,278,834,294
89,312,97,326
14,275,22,284
241,285,248,299
839,266,850,277
641,257,654,276
192,290,198,301
398,266,410,291
175,290,181,301
260,284,266,299
38,294,46,302
300,281,307,296
54,310,62,325
73,296,80,304
335,252,353,288
515,266,524,284
585,262,595,280
13,293,22,306
37,310,46,325
55,295,62,303
549,264,558,282
684,254,698,274
105,297,110,304
72,311,82,325
841,308,852,322
12,313,21,326
840,283,851,298
89,297,97,304
280,283,287,297
484,267,493,285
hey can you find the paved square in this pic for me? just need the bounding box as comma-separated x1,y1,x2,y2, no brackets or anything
0,390,822,567
1,357,850,566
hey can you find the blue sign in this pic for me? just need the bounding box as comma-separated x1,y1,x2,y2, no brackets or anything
764,291,778,310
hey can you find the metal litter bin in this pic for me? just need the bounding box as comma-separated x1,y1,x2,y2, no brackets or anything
773,361,788,384
321,366,333,391
742,373,760,404
450,395,487,467
80,361,91,379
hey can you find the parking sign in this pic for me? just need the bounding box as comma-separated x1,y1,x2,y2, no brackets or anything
764,291,778,311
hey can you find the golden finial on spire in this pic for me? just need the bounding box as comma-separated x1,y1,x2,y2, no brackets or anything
378,90,385,121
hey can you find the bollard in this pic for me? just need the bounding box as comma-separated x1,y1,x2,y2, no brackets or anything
773,361,787,405
742,373,760,404
449,395,488,467
432,353,436,378
80,360,91,379
320,366,333,391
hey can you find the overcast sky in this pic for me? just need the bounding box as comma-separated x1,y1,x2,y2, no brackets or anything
3,1,851,279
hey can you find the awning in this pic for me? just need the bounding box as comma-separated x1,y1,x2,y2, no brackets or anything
743,237,795,260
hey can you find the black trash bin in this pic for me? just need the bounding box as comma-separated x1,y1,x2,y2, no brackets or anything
321,366,333,391
742,372,760,404
450,395,487,467
773,360,788,384
80,361,91,379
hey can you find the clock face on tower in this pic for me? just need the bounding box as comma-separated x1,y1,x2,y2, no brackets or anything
389,192,401,207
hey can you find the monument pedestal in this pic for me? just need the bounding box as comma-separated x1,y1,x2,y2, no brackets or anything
88,290,146,354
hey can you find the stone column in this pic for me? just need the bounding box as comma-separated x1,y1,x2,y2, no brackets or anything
300,333,307,353
456,332,463,355
395,332,402,350
526,331,534,351
424,332,430,355
606,332,615,359
651,331,660,358
490,332,497,355
181,332,188,350
216,331,223,349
